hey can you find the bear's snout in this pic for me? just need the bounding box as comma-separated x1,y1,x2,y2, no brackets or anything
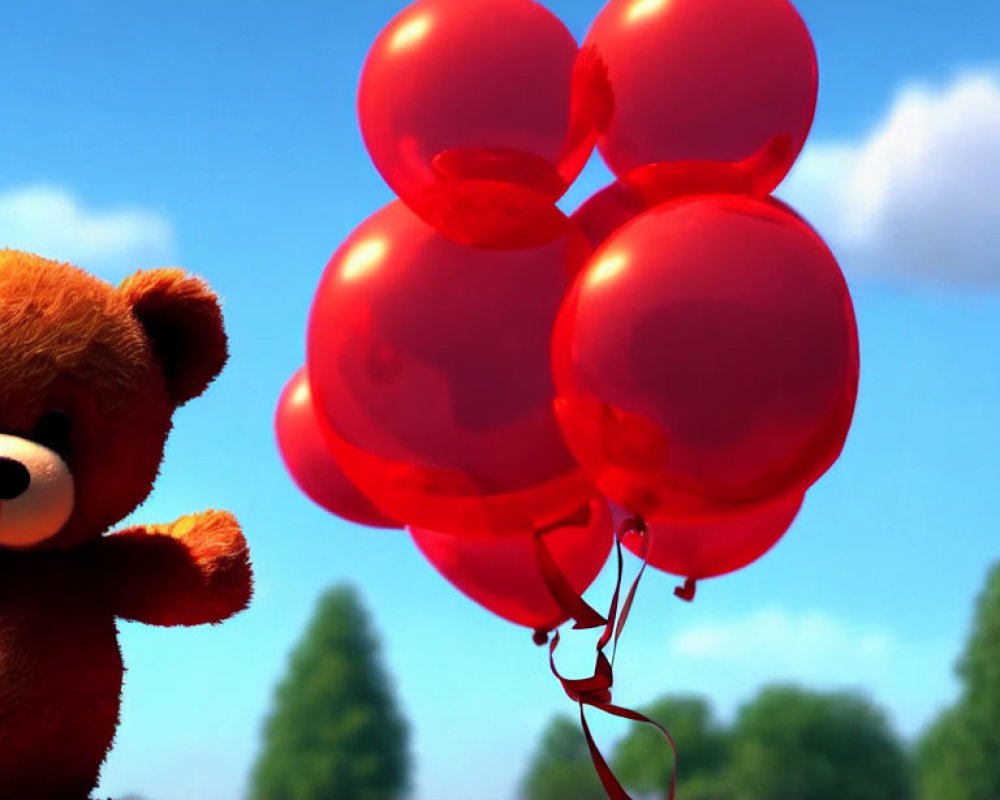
0,457,31,500
0,435,74,548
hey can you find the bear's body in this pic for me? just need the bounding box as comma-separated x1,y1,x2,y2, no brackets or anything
0,550,123,797
0,251,253,799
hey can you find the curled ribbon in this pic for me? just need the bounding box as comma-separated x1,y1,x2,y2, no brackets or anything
533,515,677,800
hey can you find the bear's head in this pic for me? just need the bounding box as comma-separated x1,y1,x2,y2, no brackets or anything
0,250,228,550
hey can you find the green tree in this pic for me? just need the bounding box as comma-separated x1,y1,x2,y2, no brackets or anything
915,705,974,800
916,562,1000,800
248,585,410,800
728,684,911,800
519,714,607,800
611,695,731,800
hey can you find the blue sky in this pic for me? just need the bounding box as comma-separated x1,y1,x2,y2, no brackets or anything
1,1,998,799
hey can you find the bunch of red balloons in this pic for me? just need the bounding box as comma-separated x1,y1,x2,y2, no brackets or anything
276,0,859,636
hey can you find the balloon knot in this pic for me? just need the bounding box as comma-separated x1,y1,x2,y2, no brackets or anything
620,515,648,538
674,577,697,602
533,628,550,646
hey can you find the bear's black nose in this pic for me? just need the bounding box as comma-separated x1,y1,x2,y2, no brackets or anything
0,457,30,500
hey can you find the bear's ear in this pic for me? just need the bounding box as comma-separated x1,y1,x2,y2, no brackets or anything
119,269,229,406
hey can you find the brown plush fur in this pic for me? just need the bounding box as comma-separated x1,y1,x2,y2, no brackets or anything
0,250,253,799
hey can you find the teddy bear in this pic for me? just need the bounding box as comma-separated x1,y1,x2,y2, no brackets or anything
0,249,254,799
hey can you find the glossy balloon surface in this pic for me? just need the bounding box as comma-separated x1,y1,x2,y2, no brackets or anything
572,181,819,251
578,0,817,197
552,195,859,520
411,497,613,631
570,180,648,251
358,0,598,246
275,369,400,529
308,200,595,539
615,494,803,579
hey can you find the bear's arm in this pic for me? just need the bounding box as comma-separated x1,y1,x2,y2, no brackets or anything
92,510,253,626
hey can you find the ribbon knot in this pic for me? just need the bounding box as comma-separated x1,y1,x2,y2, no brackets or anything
553,649,614,705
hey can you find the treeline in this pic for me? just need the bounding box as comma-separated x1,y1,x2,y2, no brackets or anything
520,562,1000,800
520,687,909,800
240,560,1000,800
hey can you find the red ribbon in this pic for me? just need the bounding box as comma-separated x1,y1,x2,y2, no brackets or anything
533,521,608,631
534,515,677,800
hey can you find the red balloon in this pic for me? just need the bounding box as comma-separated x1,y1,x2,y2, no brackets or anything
411,497,613,634
572,181,820,252
577,0,817,199
307,200,595,540
358,0,599,247
570,180,647,252
275,368,401,529
552,195,859,521
615,494,803,581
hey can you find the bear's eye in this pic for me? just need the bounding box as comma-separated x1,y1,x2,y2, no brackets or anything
32,411,72,456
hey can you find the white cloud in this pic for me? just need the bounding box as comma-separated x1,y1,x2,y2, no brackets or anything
610,606,958,739
0,184,175,280
778,70,1000,285
670,607,894,669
